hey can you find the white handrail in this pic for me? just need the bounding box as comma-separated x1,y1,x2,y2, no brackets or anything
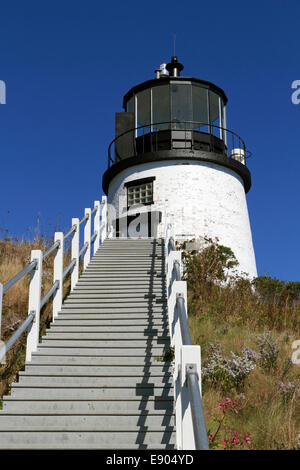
0,196,108,363
165,224,209,450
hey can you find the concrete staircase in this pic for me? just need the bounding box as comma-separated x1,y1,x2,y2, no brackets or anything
0,238,175,449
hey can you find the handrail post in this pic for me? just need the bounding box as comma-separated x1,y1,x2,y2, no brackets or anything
181,345,203,449
93,200,101,254
101,195,107,243
71,219,79,291
53,232,64,319
26,250,43,362
0,283,3,340
83,208,91,270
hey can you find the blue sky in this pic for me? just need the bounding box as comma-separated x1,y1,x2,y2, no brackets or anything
0,0,299,281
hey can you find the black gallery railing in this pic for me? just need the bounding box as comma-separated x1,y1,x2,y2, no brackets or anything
108,121,251,168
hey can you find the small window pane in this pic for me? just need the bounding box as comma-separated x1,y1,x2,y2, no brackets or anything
127,181,153,207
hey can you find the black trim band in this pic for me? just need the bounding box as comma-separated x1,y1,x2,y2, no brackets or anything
102,150,252,195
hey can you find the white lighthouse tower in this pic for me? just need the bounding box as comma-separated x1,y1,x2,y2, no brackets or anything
102,57,257,278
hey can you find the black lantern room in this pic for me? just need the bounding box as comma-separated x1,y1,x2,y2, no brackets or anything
103,57,251,194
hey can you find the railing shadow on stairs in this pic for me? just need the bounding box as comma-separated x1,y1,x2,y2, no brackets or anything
134,238,174,449
0,196,108,364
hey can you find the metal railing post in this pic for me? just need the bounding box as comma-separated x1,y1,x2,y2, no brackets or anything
26,250,43,362
83,208,91,270
71,219,79,291
93,200,101,254
101,195,107,243
53,232,64,319
181,345,208,449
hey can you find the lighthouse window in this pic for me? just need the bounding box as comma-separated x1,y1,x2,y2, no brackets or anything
125,177,155,207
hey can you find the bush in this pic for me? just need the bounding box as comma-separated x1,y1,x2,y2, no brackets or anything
202,343,257,392
255,331,280,371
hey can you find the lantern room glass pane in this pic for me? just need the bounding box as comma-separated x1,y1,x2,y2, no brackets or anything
192,85,209,132
209,91,221,137
171,83,192,129
152,84,170,130
137,89,151,136
126,97,134,113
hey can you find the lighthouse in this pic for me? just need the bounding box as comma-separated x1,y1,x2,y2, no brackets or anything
102,57,257,278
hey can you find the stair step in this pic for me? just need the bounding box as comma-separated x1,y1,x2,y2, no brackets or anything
9,387,173,400
55,314,168,320
2,400,173,414
59,306,166,313
29,356,169,365
51,320,168,326
15,376,173,387
34,347,168,356
0,415,174,431
67,293,166,299
86,261,163,265
78,277,165,281
39,340,169,348
71,287,165,292
42,332,168,340
75,284,166,289
21,365,171,376
62,301,167,306
0,431,174,449
59,310,166,316
48,326,169,333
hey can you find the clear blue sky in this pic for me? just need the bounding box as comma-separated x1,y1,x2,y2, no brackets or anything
0,0,299,281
